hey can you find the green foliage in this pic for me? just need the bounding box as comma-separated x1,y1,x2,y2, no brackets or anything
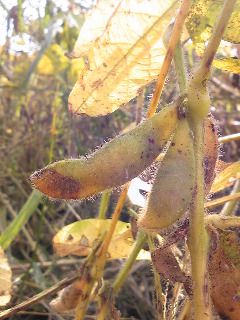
0,191,42,249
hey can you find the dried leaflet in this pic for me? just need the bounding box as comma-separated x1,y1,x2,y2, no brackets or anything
50,280,84,313
68,0,179,116
30,104,178,200
152,247,192,296
203,114,218,194
0,247,12,306
209,228,240,320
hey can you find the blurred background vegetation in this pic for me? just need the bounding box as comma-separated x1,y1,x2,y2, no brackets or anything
0,0,239,319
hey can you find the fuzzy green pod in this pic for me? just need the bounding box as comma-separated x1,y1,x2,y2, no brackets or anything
30,104,178,200
138,118,195,231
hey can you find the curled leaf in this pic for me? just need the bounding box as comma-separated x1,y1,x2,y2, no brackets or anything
68,0,179,116
152,247,192,296
50,278,85,313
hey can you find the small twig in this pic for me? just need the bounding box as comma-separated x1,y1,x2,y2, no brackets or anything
173,40,187,93
220,180,240,216
0,0,7,11
74,188,128,320
98,186,128,257
17,0,24,33
147,235,165,320
178,298,191,320
218,132,240,144
98,190,111,219
136,89,145,124
112,231,147,294
147,0,190,117
11,258,81,270
205,191,240,209
0,274,78,320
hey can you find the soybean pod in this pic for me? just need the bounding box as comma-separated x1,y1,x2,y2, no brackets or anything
30,103,178,200
138,118,195,231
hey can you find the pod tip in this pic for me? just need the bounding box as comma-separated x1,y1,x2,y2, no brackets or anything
30,168,81,200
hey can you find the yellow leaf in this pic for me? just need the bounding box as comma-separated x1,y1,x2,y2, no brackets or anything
0,247,12,307
186,0,240,45
68,0,179,116
210,161,240,193
37,54,54,75
37,44,69,75
37,44,85,83
53,219,150,260
67,58,86,84
213,57,240,73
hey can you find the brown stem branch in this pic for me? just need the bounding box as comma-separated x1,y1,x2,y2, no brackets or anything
147,0,190,117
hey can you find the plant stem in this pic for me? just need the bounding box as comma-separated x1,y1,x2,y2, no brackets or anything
147,0,190,117
136,89,144,124
173,40,187,93
205,190,240,209
98,190,111,219
99,186,128,257
74,187,128,320
220,180,240,216
218,132,240,144
113,231,147,293
189,121,211,320
96,231,147,320
187,2,237,318
194,0,237,82
75,279,95,320
147,235,164,320
17,0,24,33
178,298,191,320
